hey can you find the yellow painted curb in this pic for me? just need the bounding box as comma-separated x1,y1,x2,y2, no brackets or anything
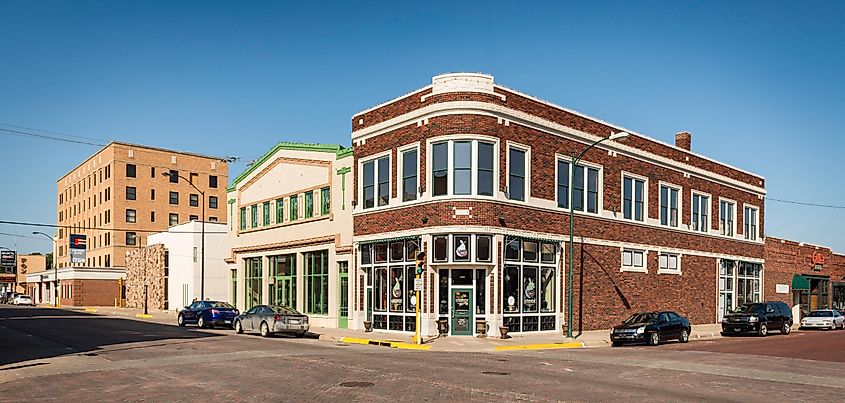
495,342,585,351
135,313,153,319
84,308,98,313
339,337,431,350
390,342,431,350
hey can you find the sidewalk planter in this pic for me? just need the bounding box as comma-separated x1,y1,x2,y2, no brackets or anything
436,319,449,336
476,319,488,338
499,325,510,339
363,320,373,332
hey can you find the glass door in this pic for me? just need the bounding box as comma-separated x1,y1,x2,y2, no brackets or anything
451,288,473,335
338,262,349,329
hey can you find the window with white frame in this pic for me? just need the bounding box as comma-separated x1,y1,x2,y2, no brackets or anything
557,160,601,213
658,252,680,273
508,146,527,201
621,248,646,272
401,148,418,202
744,206,758,240
431,139,495,198
691,192,710,232
659,184,680,227
362,156,389,209
622,175,645,221
720,200,735,236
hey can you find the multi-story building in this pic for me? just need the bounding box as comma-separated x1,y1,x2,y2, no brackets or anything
350,73,767,337
226,142,353,329
56,141,229,269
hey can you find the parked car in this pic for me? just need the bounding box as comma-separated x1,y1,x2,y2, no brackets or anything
177,300,239,328
234,305,309,338
610,311,691,346
11,294,34,306
2,292,19,304
800,309,845,330
721,301,792,336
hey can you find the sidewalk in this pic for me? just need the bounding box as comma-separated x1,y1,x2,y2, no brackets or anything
60,304,724,352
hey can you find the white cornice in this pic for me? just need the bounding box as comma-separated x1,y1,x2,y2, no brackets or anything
351,101,765,195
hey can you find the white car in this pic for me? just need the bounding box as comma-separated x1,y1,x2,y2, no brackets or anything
12,294,34,306
800,309,845,330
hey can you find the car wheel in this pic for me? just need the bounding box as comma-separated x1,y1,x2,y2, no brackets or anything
757,323,768,337
679,328,690,343
611,341,621,347
648,332,659,346
260,321,272,337
782,322,791,335
234,320,243,334
177,314,185,327
295,332,305,338
197,316,206,329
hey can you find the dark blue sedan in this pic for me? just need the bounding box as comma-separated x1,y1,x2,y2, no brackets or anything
177,300,239,328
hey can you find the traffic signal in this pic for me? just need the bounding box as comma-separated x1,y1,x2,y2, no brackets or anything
415,252,426,275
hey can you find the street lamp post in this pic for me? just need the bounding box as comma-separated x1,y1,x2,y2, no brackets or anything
566,131,629,338
32,232,57,307
162,171,206,300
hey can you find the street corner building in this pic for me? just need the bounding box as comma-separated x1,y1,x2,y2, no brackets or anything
226,142,354,329
349,73,767,337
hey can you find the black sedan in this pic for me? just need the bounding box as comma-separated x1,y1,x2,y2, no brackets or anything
610,311,691,346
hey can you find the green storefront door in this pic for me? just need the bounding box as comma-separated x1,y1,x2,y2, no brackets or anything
272,277,295,309
451,288,473,335
338,264,349,329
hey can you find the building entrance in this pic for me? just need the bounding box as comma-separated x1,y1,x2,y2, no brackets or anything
451,288,473,336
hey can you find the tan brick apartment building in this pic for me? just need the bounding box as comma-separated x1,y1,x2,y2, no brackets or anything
350,73,767,336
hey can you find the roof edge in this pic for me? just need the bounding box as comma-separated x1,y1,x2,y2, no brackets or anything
227,141,351,192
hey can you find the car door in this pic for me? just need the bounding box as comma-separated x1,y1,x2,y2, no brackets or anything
668,312,684,336
184,302,200,322
764,303,780,329
657,313,673,339
250,305,266,330
242,307,258,331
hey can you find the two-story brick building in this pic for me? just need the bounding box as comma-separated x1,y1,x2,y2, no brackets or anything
226,142,353,329
349,73,767,337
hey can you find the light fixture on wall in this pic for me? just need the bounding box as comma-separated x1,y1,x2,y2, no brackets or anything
421,216,428,224
498,216,506,226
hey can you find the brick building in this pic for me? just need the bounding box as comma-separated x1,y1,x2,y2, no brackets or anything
764,236,845,316
350,73,767,336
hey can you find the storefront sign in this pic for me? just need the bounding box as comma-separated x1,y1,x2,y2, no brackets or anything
776,284,789,294
812,252,825,266
69,234,87,265
0,251,15,269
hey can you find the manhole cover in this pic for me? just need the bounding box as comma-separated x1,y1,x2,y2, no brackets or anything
482,371,510,376
340,381,373,388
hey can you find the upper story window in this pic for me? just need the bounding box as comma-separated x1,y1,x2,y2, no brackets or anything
744,206,758,241
507,146,527,201
289,195,299,221
251,204,258,228
126,186,136,201
169,170,179,183
691,192,710,232
239,207,246,230
209,175,218,188
658,252,680,274
621,248,646,273
263,201,271,226
209,196,218,209
275,198,284,223
362,156,389,209
659,184,680,227
622,175,646,222
720,199,735,236
305,191,314,218
431,139,495,198
190,194,199,207
126,164,136,178
401,148,418,201
169,191,179,205
556,160,601,213
320,187,330,215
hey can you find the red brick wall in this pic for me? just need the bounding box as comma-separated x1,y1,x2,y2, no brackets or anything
72,279,121,307
764,237,845,306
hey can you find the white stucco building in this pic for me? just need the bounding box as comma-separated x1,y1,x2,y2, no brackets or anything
148,221,230,310
226,142,353,329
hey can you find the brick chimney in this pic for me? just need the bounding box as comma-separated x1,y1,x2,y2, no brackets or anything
675,131,691,151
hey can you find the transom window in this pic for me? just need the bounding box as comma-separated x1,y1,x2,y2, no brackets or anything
744,206,758,241
691,192,710,232
557,160,601,213
659,184,680,227
720,200,735,236
431,139,495,198
362,156,389,208
623,175,645,221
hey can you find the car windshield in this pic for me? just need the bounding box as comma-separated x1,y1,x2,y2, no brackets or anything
270,305,301,315
732,304,763,313
808,310,834,317
623,313,656,324
208,302,235,309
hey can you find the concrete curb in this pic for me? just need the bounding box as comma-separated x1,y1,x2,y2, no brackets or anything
135,313,154,319
340,336,432,351
495,342,584,351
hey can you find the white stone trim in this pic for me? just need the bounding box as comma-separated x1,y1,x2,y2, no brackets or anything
421,73,505,102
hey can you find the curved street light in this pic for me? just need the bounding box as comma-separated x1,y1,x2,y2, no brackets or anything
162,171,206,300
32,231,57,307
566,131,629,338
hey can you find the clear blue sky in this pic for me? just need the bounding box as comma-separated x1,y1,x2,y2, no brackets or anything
1,1,843,255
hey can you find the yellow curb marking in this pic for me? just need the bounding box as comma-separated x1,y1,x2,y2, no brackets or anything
84,308,98,313
339,337,431,351
135,314,153,319
495,342,584,351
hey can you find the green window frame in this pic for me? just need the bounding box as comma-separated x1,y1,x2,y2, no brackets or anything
245,257,262,309
275,198,284,224
305,191,314,219
263,201,270,226
239,207,246,230
230,269,237,307
321,187,330,215
289,195,298,221
269,254,296,309
251,204,258,228
304,250,328,315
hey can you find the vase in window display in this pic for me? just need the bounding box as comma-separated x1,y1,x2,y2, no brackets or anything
456,240,468,258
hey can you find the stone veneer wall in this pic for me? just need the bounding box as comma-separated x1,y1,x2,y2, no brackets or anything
125,244,166,310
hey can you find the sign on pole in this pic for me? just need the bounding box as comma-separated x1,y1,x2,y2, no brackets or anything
0,251,15,270
413,278,423,291
69,234,87,265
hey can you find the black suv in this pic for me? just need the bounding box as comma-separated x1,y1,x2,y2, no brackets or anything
721,301,792,336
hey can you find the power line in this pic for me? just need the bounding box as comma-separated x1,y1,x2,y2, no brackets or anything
0,219,228,234
766,197,845,210
0,232,46,240
0,128,105,147
0,122,110,143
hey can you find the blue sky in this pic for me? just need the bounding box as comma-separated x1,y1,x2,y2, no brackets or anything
1,1,843,254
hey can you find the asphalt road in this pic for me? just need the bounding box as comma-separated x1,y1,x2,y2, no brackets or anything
2,306,844,402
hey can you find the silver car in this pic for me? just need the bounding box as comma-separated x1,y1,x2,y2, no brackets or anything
800,309,845,330
12,294,34,306
234,305,309,337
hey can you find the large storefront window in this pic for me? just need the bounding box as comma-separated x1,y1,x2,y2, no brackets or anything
269,254,296,309
304,250,328,315
360,238,420,332
245,257,262,309
718,259,762,321
503,237,558,332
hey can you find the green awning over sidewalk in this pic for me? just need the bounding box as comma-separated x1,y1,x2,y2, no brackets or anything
792,274,810,291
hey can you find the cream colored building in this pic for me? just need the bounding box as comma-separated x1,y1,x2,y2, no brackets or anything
226,142,353,329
